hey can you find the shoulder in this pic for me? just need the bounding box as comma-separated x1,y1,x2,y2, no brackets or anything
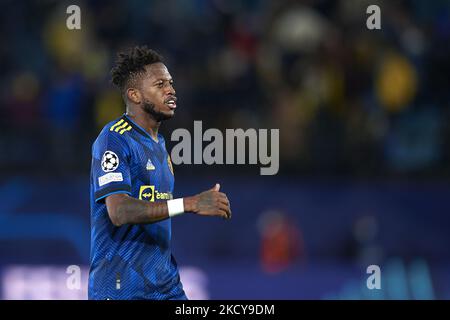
92,116,132,155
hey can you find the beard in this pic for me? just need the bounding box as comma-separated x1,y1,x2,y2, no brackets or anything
142,99,172,122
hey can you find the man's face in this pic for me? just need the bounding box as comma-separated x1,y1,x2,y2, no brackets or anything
138,62,177,121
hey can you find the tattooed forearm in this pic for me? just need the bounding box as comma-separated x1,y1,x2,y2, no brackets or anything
107,194,169,226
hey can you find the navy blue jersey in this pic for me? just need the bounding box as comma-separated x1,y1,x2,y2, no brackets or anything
88,114,185,300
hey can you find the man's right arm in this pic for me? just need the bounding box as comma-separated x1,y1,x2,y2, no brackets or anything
106,184,231,226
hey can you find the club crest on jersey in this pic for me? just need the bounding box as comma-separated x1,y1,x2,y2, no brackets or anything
146,159,155,171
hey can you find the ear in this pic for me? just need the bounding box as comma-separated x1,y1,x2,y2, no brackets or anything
126,88,141,104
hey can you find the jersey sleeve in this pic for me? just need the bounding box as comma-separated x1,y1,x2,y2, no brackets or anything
92,130,132,203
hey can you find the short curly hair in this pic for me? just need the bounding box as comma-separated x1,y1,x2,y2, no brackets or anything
110,46,163,94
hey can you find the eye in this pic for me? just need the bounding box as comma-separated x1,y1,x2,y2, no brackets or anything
157,82,164,88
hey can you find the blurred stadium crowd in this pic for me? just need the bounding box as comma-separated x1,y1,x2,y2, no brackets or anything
1,0,449,177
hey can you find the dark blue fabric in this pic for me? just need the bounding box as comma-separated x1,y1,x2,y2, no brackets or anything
89,114,185,300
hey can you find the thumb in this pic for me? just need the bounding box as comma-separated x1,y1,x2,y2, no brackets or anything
211,183,220,192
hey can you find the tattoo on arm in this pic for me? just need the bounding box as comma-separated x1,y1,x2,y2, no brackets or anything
109,195,169,226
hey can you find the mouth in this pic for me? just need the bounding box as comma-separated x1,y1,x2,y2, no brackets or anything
164,97,177,110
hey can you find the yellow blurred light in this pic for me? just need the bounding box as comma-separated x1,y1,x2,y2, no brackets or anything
376,53,418,113
95,90,124,130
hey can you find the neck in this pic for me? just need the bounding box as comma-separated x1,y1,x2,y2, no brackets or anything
126,107,160,141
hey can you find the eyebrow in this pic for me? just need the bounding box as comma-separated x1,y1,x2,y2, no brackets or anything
153,78,173,84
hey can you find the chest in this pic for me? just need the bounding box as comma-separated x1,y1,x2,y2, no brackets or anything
128,137,174,191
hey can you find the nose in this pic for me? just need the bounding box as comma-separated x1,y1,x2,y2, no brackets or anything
166,83,176,96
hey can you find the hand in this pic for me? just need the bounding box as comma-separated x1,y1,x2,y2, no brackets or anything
184,184,232,219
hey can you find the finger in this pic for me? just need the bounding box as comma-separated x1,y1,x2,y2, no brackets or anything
222,206,232,219
217,202,231,219
217,208,229,219
217,192,228,198
218,197,229,207
217,192,229,202
209,183,220,192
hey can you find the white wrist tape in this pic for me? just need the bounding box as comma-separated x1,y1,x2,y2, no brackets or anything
167,198,185,217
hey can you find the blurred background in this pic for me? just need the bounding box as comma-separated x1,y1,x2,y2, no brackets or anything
0,0,449,299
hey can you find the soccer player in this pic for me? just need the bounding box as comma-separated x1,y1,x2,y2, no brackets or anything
88,46,232,300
